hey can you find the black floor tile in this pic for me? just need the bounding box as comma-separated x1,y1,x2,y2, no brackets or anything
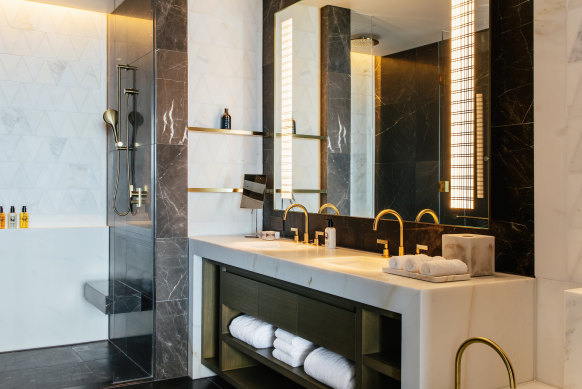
0,346,83,373
124,376,233,389
72,341,122,362
0,362,97,389
85,353,148,384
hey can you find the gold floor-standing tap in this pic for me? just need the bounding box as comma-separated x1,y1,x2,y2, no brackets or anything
415,208,439,224
373,209,405,256
318,203,340,215
283,203,310,244
455,337,516,389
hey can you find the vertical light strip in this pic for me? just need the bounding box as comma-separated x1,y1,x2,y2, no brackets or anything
280,18,293,199
450,0,475,209
475,93,484,199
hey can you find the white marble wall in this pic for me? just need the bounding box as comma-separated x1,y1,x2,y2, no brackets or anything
0,227,108,352
0,0,107,227
535,0,582,386
564,288,582,388
188,0,263,236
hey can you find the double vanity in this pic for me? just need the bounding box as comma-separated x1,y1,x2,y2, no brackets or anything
189,236,534,389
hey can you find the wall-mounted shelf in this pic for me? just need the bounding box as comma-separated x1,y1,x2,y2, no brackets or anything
188,127,263,137
275,133,326,140
188,188,242,193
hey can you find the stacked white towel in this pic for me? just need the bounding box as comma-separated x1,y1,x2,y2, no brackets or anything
403,254,433,273
271,329,315,367
228,314,275,349
389,255,417,270
419,258,468,277
304,347,356,389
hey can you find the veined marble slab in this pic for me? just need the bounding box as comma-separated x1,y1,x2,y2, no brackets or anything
565,288,582,388
189,235,535,389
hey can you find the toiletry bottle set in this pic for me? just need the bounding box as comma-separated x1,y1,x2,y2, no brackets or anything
221,108,232,129
0,206,28,229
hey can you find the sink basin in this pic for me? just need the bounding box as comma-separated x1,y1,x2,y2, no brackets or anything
314,256,388,273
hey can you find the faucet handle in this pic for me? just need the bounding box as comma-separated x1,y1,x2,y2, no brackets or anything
314,231,324,246
416,244,428,254
291,228,299,244
377,239,389,258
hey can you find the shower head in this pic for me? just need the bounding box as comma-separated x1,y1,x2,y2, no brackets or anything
103,109,120,145
128,111,144,127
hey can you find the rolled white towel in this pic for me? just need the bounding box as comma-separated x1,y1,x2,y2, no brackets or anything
304,347,356,389
229,314,275,349
419,259,468,277
274,338,315,361
403,254,433,273
272,348,310,368
389,255,416,270
274,328,314,349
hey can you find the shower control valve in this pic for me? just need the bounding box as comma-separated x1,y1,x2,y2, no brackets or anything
130,185,148,208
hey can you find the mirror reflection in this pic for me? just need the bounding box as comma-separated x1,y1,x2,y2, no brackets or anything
273,0,490,228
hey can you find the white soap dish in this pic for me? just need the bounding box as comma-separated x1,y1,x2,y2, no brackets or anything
382,267,471,283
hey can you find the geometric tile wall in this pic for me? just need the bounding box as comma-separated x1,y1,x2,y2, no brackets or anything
0,0,106,227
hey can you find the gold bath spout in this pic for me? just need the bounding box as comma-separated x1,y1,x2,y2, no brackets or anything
283,203,309,244
455,337,516,389
373,209,404,256
415,208,439,224
318,203,339,215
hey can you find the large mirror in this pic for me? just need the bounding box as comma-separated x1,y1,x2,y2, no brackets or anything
273,0,490,228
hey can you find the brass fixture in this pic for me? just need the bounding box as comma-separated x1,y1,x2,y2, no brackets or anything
439,180,450,193
318,203,339,215
314,231,324,246
416,244,428,254
188,188,243,193
376,239,389,258
283,204,309,244
130,185,148,208
373,209,404,256
415,209,439,224
103,109,120,145
290,227,299,244
455,337,516,389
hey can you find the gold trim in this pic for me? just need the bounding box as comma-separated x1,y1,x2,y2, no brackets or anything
267,189,327,194
455,215,488,220
188,188,243,193
275,133,326,140
188,127,263,137
455,337,516,389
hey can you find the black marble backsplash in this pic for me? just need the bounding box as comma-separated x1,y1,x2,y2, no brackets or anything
262,0,534,276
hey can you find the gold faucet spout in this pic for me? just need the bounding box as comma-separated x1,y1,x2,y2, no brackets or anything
415,208,439,224
283,203,309,244
318,203,339,215
373,209,404,256
455,337,516,389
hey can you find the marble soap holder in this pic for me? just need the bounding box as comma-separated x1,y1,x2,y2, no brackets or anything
442,234,495,276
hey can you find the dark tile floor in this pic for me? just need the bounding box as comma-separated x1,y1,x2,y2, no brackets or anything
0,341,150,389
124,376,233,389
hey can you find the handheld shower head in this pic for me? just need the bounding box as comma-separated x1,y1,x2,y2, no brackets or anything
103,109,120,145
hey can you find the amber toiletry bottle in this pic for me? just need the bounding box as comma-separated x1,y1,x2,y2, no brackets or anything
0,206,4,229
20,206,28,229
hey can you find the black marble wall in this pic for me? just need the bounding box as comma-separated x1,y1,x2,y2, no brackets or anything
153,0,189,380
320,6,351,213
263,0,534,276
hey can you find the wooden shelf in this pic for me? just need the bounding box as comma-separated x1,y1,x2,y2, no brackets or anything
363,352,401,381
188,188,242,193
275,133,326,140
222,334,332,389
222,365,303,389
189,127,263,137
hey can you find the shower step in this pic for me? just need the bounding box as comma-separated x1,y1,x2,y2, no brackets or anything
84,280,153,315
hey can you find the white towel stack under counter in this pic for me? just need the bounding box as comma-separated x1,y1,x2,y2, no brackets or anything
304,347,356,389
228,314,275,349
388,254,469,277
272,328,316,367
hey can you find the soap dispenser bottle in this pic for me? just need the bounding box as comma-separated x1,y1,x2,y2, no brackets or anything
20,206,28,229
221,108,231,129
8,206,17,229
325,218,336,249
0,206,4,229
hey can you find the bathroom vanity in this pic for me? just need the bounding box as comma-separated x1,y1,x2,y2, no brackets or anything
189,236,534,389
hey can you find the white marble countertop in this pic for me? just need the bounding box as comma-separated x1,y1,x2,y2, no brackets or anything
189,235,535,389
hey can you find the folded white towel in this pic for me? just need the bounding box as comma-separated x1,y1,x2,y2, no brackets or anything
403,254,433,273
229,314,275,349
274,328,314,349
389,255,416,270
419,259,468,277
272,348,310,368
304,347,356,389
274,338,315,363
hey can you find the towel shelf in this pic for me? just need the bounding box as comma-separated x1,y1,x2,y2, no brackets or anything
363,353,401,381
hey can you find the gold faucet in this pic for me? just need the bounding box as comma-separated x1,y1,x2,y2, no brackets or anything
318,203,340,215
283,203,310,244
415,208,439,224
373,209,404,256
455,337,516,389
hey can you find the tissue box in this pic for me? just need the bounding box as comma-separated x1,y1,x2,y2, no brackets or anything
442,234,495,276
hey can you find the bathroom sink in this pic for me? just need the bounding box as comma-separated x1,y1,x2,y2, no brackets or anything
314,256,387,273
